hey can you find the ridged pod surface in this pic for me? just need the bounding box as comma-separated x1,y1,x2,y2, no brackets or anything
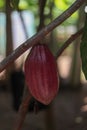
24,44,59,105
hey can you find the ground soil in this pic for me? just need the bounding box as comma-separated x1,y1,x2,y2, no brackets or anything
0,83,87,130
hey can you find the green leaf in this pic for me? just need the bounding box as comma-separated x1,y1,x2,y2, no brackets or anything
80,15,87,79
0,0,5,8
19,0,29,10
54,0,75,10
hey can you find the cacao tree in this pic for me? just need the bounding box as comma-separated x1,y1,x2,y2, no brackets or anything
0,0,87,130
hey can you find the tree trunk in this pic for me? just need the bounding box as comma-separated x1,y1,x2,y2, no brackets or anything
5,0,15,90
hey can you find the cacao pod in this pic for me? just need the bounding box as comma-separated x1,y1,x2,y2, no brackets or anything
24,44,59,105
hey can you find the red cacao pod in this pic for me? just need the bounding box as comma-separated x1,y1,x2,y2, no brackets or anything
24,44,59,105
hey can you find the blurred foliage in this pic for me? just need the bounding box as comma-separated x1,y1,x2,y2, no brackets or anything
0,0,5,10
54,0,75,10
0,0,78,26
11,0,20,9
18,0,38,11
0,0,79,54
54,0,78,25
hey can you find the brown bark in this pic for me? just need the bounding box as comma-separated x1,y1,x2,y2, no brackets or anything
5,0,15,89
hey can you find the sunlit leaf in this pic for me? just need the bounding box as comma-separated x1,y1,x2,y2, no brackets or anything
19,0,29,9
54,0,67,10
54,0,75,10
0,0,5,8
18,0,38,10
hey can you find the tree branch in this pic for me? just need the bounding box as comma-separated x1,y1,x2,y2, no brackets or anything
56,28,84,58
0,0,86,73
14,88,32,130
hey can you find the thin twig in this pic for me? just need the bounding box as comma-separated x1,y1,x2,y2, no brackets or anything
0,0,86,73
56,28,84,58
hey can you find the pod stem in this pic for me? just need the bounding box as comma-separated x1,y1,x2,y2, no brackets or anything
14,87,32,130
